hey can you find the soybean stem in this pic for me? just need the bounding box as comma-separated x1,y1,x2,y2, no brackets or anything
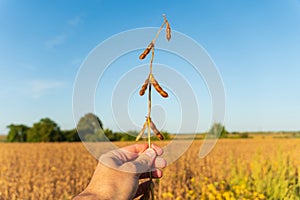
149,44,155,75
147,83,152,149
144,15,168,200
152,21,166,45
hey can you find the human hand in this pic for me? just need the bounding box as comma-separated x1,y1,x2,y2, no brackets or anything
73,143,166,200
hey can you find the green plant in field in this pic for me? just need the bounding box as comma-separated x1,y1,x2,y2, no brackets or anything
249,153,300,199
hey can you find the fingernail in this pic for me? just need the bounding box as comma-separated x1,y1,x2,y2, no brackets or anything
145,148,156,158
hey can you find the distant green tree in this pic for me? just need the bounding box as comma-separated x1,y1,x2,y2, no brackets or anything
107,132,123,141
161,131,171,140
103,128,115,141
120,131,137,141
103,130,137,141
6,124,29,142
77,113,104,141
239,132,249,138
83,129,106,142
27,118,62,142
208,123,228,138
62,129,80,142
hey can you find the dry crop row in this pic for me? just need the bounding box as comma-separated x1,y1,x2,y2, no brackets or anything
0,139,300,199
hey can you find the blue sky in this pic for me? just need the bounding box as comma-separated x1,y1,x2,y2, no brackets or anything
1,0,300,134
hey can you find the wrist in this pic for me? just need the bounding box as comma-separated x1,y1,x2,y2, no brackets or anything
81,181,125,200
73,189,113,200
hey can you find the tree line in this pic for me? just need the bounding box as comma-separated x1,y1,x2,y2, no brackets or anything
7,118,79,142
6,113,170,142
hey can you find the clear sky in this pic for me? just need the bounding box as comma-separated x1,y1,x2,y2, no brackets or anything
1,0,300,134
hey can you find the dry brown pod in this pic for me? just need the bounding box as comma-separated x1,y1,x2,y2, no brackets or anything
165,20,171,41
139,77,149,96
139,42,154,60
150,76,168,98
150,120,164,140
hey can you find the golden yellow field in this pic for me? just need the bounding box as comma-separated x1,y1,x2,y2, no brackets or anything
1,139,300,200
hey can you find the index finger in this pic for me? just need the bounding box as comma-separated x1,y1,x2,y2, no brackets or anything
99,144,149,167
112,143,149,163
120,143,149,155
119,143,163,162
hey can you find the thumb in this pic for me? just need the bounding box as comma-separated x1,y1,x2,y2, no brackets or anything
121,148,157,174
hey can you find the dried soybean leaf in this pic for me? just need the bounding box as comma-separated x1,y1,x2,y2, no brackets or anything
150,76,168,98
165,19,171,41
139,42,154,60
150,120,164,140
136,122,147,141
139,76,149,96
